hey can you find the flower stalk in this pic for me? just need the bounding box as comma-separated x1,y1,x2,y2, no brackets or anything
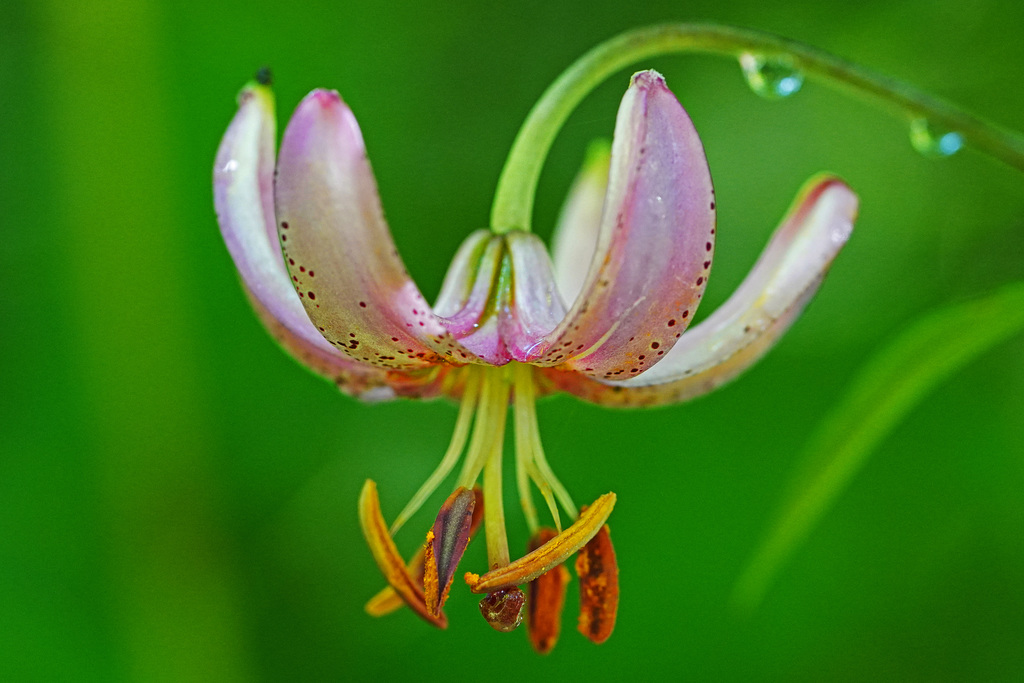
491,23,1024,234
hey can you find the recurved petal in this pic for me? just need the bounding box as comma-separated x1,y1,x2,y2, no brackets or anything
275,90,471,371
550,141,611,306
528,71,717,379
246,286,448,401
433,232,511,365
544,176,857,407
214,83,387,395
433,230,494,323
501,231,568,361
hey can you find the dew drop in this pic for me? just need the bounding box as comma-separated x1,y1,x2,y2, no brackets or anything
739,53,803,100
908,118,963,158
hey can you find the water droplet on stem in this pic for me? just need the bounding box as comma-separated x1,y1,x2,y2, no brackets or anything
909,117,963,158
739,53,804,100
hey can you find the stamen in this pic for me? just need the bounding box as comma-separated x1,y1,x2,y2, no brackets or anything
450,368,513,571
423,487,476,615
366,488,484,617
514,363,574,525
527,411,578,520
514,369,541,534
455,368,510,489
482,398,510,569
526,528,570,654
390,367,482,535
576,523,619,644
357,480,447,628
465,492,615,593
526,459,561,533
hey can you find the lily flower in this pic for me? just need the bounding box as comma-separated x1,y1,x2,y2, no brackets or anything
214,69,857,651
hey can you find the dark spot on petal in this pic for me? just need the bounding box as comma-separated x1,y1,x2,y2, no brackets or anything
650,342,660,349
667,319,676,327
696,277,704,286
280,221,289,229
705,242,712,251
307,292,315,300
359,301,367,308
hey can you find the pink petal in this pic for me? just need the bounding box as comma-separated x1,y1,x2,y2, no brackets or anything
213,84,391,397
501,231,568,361
275,90,472,370
433,232,511,365
543,176,858,406
550,141,611,306
527,71,717,379
245,286,448,401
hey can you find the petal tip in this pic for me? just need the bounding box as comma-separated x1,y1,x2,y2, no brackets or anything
803,174,860,241
237,80,274,111
629,69,666,90
307,87,343,106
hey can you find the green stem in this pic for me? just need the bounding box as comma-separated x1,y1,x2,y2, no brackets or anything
490,23,1024,234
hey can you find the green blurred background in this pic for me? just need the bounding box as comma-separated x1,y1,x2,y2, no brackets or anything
3,0,1023,680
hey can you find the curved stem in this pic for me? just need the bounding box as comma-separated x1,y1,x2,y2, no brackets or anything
490,23,1024,234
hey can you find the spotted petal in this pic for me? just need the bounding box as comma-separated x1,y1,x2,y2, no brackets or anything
213,83,395,398
544,176,857,406
521,71,717,379
275,90,483,371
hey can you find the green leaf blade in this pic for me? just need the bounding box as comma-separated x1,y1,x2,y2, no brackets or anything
733,282,1024,611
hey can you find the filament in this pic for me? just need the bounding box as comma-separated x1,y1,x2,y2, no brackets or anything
390,366,482,535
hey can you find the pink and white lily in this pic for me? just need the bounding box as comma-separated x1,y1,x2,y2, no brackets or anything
214,69,857,651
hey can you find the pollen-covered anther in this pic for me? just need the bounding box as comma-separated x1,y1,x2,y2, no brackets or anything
526,528,571,654
576,522,619,644
366,486,484,617
423,487,476,616
357,480,447,628
465,492,615,593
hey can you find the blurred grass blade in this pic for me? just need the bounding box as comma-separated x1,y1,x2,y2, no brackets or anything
733,282,1024,611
